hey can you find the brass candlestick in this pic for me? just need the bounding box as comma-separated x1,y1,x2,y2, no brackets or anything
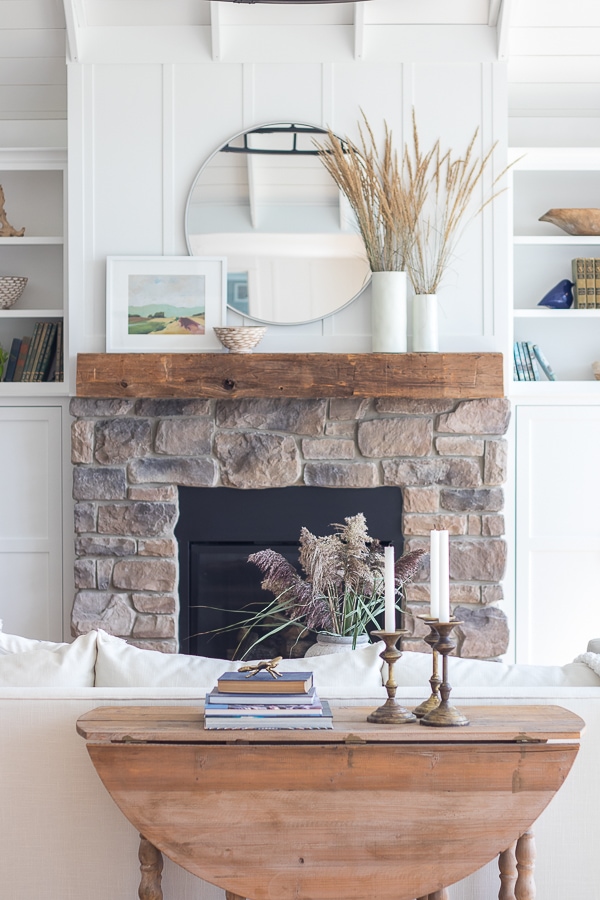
412,617,441,718
367,630,417,725
420,620,469,727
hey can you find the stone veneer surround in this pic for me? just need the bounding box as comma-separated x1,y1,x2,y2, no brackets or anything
70,395,511,659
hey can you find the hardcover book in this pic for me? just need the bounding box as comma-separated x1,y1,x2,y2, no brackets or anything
206,686,318,706
3,337,21,382
585,257,595,308
12,336,31,382
204,701,333,730
532,344,556,381
216,670,314,694
572,257,586,308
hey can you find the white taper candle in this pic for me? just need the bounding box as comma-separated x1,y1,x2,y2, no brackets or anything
384,545,396,632
438,530,450,623
429,530,440,619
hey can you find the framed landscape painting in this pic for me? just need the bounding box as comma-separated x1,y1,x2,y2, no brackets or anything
106,256,227,352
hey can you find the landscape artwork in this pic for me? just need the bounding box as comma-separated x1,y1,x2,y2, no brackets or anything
127,274,206,336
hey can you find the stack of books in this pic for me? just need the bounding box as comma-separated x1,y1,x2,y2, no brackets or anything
2,321,63,383
513,341,555,381
571,258,600,308
204,669,333,730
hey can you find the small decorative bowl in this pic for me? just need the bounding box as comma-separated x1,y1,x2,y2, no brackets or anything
539,208,600,236
214,326,267,353
0,275,27,309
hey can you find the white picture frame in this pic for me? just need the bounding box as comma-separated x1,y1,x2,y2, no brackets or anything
106,256,227,352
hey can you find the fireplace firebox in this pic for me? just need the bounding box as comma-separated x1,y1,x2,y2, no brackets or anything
176,486,403,658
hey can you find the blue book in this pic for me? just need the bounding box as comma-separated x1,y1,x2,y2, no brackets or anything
3,337,21,382
525,342,541,381
532,344,556,381
513,342,527,381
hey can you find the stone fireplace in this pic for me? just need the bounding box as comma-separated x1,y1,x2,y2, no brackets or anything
70,394,510,660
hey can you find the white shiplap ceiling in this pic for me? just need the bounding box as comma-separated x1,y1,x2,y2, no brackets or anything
0,0,599,125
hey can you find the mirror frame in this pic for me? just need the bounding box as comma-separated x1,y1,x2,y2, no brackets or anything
184,122,371,326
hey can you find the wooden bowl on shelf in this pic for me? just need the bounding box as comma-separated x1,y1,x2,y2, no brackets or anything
0,275,27,309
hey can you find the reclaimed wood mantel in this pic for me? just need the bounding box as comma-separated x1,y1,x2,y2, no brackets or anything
76,352,504,399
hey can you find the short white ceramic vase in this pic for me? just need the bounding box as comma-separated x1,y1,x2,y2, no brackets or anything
412,293,439,352
304,633,370,657
370,271,407,352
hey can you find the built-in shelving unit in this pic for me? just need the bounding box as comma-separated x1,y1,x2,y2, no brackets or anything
510,148,600,389
0,149,66,394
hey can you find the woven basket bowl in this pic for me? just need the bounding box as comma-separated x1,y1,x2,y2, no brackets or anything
0,275,28,310
214,326,267,353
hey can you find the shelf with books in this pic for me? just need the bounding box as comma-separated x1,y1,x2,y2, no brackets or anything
510,148,600,386
0,150,67,394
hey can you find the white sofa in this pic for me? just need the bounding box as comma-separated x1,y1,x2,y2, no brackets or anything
1,630,599,900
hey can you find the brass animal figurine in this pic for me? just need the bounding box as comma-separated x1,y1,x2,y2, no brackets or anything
238,657,283,679
0,185,25,237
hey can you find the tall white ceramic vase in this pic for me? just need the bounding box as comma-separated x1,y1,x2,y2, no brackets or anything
370,271,407,353
412,293,439,352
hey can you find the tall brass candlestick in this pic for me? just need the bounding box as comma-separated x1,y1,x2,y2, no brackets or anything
367,630,416,725
413,617,441,718
420,620,469,727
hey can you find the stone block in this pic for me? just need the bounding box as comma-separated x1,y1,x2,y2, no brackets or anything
96,559,113,590
132,614,176,639
112,559,177,592
155,418,213,456
71,420,94,464
75,535,136,557
468,515,482,535
74,559,95,589
128,639,177,653
358,417,432,458
134,399,211,417
215,432,301,488
128,457,218,487
435,436,484,456
449,539,507,582
95,418,153,465
301,438,355,460
74,502,96,533
70,398,135,418
437,398,511,435
128,485,178,501
73,467,127,500
216,398,326,435
402,487,439,513
454,605,509,658
482,584,504,605
138,538,177,557
329,398,369,420
97,502,177,537
403,604,431,638
71,592,136,637
440,488,503,512
482,515,505,536
324,421,357,437
383,458,482,488
450,584,481,604
132,592,177,614
375,399,455,415
484,439,508,485
403,514,467,536
404,583,431,604
304,461,379,488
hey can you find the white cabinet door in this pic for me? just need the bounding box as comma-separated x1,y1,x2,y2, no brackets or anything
516,405,600,664
0,407,62,640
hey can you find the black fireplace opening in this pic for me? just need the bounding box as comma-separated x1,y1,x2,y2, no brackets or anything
176,486,403,659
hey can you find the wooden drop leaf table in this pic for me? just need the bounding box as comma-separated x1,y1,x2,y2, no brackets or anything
77,704,584,900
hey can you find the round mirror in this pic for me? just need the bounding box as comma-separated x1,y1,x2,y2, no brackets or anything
185,123,370,325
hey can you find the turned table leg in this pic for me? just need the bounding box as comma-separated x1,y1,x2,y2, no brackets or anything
515,830,536,900
498,840,518,900
138,835,163,900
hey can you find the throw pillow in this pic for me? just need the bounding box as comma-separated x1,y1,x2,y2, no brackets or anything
94,630,386,696
0,631,98,686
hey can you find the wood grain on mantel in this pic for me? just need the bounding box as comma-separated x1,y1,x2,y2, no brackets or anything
76,352,504,400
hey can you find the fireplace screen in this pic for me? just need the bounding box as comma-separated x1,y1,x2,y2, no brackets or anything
176,486,403,658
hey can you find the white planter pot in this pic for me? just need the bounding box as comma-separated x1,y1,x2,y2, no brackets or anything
304,633,370,657
412,293,439,352
370,271,407,353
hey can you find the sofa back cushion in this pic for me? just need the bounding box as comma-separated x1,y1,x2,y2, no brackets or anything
0,631,97,686
94,630,386,697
